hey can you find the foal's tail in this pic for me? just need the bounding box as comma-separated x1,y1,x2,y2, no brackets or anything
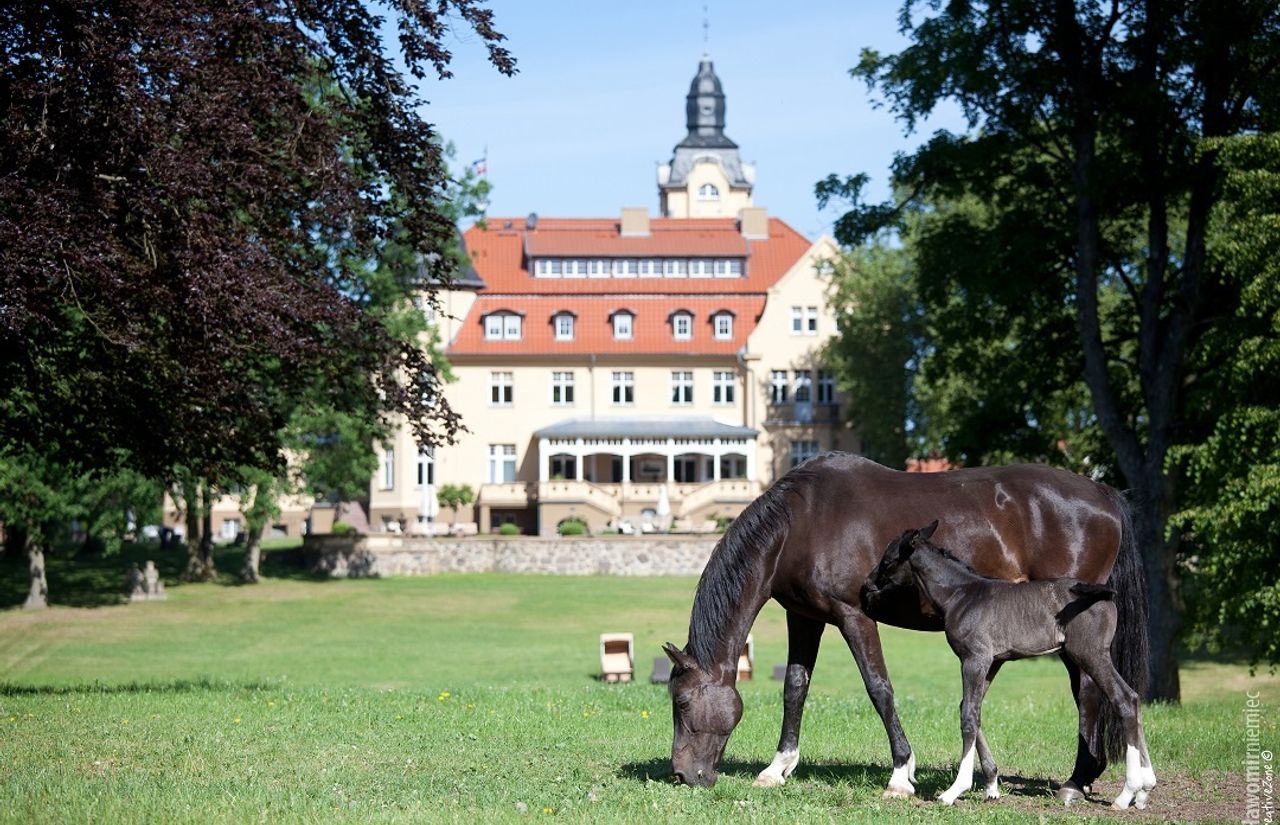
1098,486,1150,763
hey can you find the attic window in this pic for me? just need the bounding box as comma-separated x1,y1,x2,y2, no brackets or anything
698,183,720,201
671,311,693,341
713,312,734,340
553,312,575,341
484,311,523,340
612,311,634,340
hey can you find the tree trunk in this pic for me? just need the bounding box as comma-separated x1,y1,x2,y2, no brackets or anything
181,481,218,582
1134,473,1183,702
240,524,263,583
23,532,48,610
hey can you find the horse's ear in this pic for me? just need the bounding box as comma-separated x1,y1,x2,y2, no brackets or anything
919,519,939,540
663,642,697,671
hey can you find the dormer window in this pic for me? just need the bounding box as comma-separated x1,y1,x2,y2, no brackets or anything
553,312,575,341
698,183,720,201
671,311,693,341
712,311,734,340
611,310,634,340
484,311,523,340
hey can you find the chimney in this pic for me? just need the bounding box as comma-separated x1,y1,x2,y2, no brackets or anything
620,207,650,237
739,207,768,240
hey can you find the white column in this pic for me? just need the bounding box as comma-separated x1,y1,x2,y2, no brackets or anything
666,439,676,483
712,438,722,481
575,438,584,481
538,437,550,482
746,438,758,481
621,438,632,483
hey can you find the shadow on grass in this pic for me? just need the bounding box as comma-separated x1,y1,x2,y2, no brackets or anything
0,676,280,696
617,756,1061,799
0,541,331,609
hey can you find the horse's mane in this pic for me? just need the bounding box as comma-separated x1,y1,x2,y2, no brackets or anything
687,463,817,669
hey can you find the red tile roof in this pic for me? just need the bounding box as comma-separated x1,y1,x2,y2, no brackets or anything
449,216,814,357
450,295,766,356
464,216,811,295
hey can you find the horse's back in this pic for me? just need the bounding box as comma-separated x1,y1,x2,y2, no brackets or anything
776,454,1123,611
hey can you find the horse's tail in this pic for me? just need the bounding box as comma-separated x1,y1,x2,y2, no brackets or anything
1098,485,1149,763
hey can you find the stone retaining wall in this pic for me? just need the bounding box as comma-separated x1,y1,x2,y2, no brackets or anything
300,534,722,578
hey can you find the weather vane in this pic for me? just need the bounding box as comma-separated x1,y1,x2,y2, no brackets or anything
702,4,709,48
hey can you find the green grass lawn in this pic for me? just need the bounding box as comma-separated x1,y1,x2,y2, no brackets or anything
0,548,1275,823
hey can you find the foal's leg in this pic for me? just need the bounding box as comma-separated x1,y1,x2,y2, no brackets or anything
939,656,994,805
836,610,915,798
975,660,1003,800
1072,648,1156,810
1058,656,1106,804
755,611,823,788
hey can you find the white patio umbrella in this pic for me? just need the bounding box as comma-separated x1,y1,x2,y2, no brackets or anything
418,482,440,534
656,483,671,531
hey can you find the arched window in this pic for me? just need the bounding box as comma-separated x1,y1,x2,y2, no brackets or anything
697,183,720,201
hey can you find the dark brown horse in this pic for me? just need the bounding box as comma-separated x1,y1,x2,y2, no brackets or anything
663,453,1147,803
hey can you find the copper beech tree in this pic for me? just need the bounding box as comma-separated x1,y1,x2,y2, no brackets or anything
0,1,514,598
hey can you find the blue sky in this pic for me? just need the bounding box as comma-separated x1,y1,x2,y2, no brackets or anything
416,2,962,239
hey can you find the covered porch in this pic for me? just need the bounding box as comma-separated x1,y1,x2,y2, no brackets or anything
535,416,758,485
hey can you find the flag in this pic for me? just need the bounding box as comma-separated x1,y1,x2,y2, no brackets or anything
471,157,487,177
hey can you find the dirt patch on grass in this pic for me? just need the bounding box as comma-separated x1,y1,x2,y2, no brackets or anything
946,769,1249,822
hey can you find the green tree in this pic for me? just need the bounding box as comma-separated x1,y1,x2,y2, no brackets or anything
826,0,1279,699
824,241,924,468
437,484,476,533
1171,132,1280,669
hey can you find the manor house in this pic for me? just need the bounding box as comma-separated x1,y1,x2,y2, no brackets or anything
368,56,854,536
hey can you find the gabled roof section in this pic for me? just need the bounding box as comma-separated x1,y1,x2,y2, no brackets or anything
464,216,811,295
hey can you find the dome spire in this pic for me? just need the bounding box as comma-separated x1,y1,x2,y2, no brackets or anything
682,56,734,149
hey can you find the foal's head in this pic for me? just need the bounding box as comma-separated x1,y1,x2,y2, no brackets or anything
862,520,939,611
662,642,742,787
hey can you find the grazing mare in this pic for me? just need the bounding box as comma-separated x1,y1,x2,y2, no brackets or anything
869,522,1156,808
664,452,1147,802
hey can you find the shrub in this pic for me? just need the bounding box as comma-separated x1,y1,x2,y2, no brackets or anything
497,522,520,536
331,521,356,536
557,518,587,536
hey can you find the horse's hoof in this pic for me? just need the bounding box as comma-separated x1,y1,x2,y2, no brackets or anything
1135,790,1150,809
985,782,1001,801
882,783,914,799
752,774,785,788
1056,783,1086,805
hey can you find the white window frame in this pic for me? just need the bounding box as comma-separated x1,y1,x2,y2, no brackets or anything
790,306,803,335
551,371,575,406
770,370,789,405
485,312,521,340
221,518,241,540
672,312,693,341
612,312,633,340
612,371,635,405
488,444,517,483
794,369,813,403
818,369,836,404
416,445,434,487
790,440,819,468
381,447,395,490
490,371,513,406
712,370,736,405
713,313,733,340
554,313,574,341
806,306,819,335
671,370,693,405
697,183,720,200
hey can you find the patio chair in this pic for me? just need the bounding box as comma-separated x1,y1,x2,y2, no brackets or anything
599,632,634,683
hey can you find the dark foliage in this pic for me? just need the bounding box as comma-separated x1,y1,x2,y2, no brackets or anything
0,1,514,482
